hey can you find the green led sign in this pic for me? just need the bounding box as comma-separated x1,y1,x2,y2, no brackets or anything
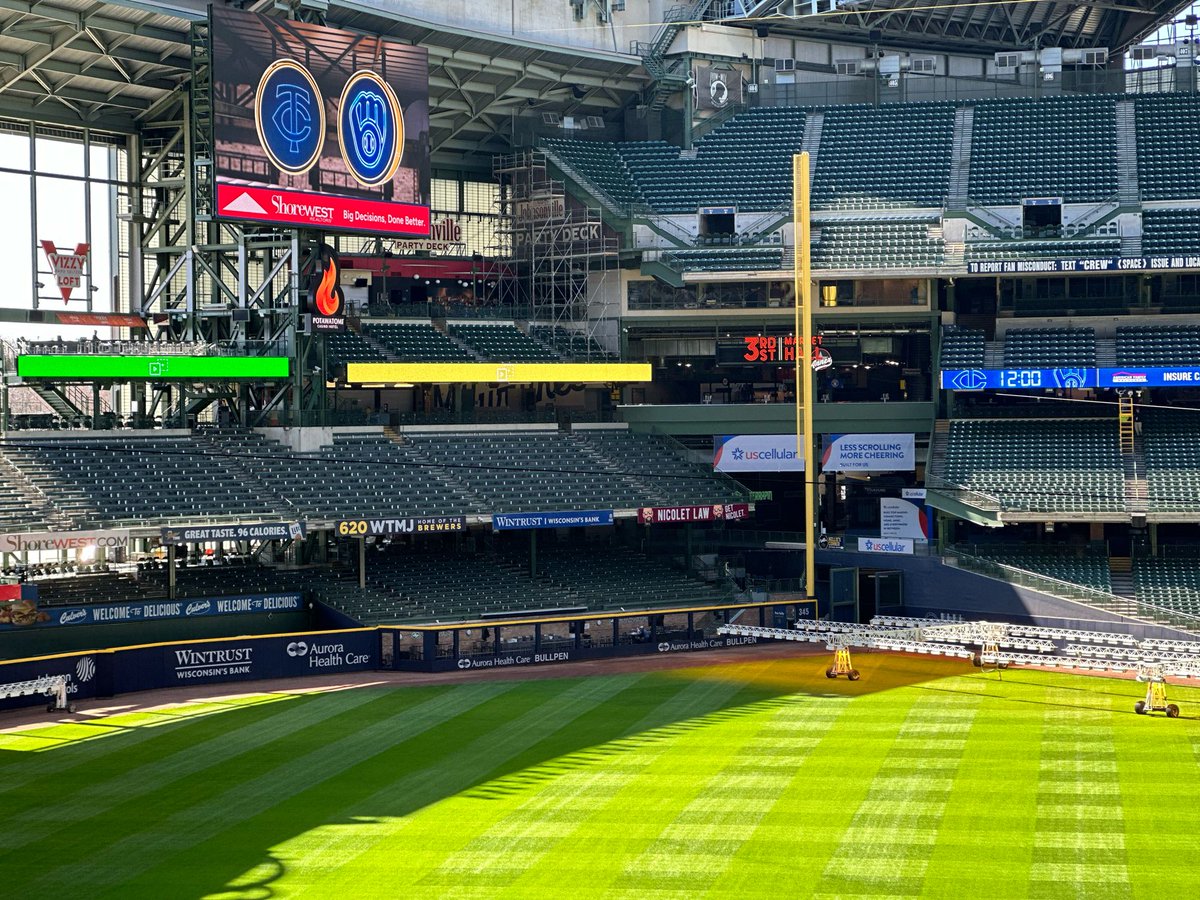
16,355,290,381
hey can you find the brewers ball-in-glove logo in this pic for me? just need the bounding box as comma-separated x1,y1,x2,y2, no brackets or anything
254,60,325,175
338,70,404,187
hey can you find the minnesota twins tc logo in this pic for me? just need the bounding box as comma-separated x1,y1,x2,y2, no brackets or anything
254,60,324,175
338,70,404,188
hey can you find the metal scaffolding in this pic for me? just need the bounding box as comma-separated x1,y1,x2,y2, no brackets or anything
493,150,619,358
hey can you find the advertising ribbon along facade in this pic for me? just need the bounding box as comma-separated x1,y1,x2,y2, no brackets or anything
0,529,130,554
0,594,304,631
335,516,466,538
492,510,614,530
160,522,306,544
637,504,750,525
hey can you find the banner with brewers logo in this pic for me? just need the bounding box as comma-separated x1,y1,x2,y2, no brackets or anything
821,434,915,472
210,6,430,236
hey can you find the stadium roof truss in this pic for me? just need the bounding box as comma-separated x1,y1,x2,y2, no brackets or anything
0,0,193,132
734,1,1196,56
0,0,645,161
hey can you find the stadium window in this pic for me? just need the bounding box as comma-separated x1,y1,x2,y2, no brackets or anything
463,180,498,215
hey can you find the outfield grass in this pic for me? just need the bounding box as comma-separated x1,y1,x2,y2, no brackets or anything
3,651,1200,899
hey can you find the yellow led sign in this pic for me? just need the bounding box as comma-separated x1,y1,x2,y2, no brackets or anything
344,362,652,384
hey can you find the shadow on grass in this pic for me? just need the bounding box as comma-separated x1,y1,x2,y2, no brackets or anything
0,649,1122,899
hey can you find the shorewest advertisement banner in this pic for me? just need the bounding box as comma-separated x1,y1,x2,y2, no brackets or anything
821,434,915,472
0,594,303,631
211,7,430,236
713,435,804,472
0,529,130,555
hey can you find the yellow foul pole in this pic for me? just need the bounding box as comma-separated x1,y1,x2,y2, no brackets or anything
793,152,816,604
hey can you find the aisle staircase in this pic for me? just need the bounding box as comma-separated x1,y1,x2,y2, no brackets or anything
947,106,974,208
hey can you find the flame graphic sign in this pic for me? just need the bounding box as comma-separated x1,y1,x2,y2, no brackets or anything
310,244,345,329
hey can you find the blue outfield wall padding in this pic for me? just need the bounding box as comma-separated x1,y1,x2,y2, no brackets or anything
0,628,378,711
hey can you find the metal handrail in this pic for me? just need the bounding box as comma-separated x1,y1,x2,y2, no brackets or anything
946,550,1200,632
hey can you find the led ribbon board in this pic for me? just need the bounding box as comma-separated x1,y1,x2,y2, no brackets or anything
344,362,652,384
941,367,1200,390
16,356,290,381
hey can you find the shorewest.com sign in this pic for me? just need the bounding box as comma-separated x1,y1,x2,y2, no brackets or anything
0,529,130,554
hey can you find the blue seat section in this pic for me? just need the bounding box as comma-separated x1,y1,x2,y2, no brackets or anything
1133,555,1200,615
0,429,750,529
940,326,986,368
813,217,945,268
811,103,955,210
615,108,805,213
1135,93,1200,201
968,95,1119,204
448,324,561,362
943,418,1124,514
662,247,784,273
1142,409,1200,516
964,237,1120,262
322,543,732,625
363,323,474,362
967,547,1112,593
542,138,645,207
1002,327,1096,367
1142,208,1200,257
322,331,389,367
1115,325,1200,367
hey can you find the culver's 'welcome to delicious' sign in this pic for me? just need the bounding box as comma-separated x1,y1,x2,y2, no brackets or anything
11,594,305,631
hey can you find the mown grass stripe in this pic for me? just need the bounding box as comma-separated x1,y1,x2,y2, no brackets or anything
812,692,979,896
1030,701,1131,900
408,666,786,897
234,672,673,894
494,675,814,896
0,693,309,782
11,682,516,897
120,674,648,899
0,688,400,849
